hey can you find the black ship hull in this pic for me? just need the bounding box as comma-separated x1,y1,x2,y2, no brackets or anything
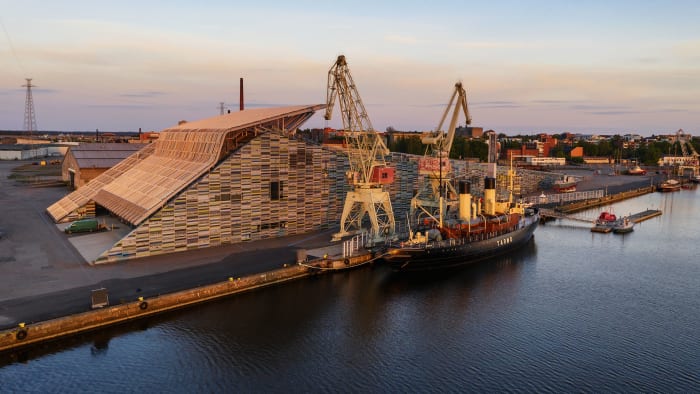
384,215,539,272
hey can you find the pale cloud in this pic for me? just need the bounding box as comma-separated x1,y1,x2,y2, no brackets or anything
671,39,700,62
2,3,699,135
119,91,168,98
384,34,425,45
451,41,534,50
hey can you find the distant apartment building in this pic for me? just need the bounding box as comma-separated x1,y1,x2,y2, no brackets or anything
570,146,584,158
505,144,540,160
583,157,612,164
659,155,698,167
527,157,565,166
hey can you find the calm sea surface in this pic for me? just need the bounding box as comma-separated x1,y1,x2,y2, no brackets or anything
2,189,699,393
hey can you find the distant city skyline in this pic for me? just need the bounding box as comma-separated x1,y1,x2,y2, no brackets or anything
1,1,698,136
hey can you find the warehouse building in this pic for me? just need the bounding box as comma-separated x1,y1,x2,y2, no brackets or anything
47,105,359,263
62,143,148,189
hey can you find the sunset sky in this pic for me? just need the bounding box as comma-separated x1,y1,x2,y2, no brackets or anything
1,1,698,135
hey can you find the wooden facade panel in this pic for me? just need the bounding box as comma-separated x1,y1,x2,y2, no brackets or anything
97,133,348,263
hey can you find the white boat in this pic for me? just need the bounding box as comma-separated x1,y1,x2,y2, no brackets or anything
658,179,681,192
612,217,634,234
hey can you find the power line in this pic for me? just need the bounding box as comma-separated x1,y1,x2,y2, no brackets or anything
0,17,26,75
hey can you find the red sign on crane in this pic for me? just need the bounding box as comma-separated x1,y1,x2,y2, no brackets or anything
370,166,395,184
418,157,451,175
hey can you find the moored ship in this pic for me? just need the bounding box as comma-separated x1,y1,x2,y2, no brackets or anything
552,175,578,193
658,179,681,192
384,163,539,272
383,86,538,271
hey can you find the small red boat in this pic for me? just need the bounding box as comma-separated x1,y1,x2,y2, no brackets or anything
596,211,617,225
591,211,618,233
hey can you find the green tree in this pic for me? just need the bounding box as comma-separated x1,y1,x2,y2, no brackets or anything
450,137,488,161
597,140,613,157
550,145,565,158
575,140,597,157
389,136,423,155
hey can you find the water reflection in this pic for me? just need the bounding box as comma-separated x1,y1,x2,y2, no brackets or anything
3,192,699,393
90,334,111,356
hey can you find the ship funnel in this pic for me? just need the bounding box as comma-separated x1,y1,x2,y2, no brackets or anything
484,176,496,216
458,181,472,221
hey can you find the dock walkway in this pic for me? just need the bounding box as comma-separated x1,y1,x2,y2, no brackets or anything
540,208,662,225
551,186,656,214
628,209,663,223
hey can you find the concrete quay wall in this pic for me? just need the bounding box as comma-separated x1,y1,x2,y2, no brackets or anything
0,264,310,353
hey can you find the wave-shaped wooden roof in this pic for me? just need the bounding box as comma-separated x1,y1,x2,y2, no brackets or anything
47,105,324,225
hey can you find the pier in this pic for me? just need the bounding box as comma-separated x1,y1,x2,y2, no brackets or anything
540,208,662,225
542,207,662,233
627,209,663,223
538,183,663,231
551,186,656,214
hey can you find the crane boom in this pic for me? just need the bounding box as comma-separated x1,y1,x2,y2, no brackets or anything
421,82,471,157
412,82,472,225
325,55,395,243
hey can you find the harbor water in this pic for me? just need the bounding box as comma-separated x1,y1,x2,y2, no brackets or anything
1,189,699,392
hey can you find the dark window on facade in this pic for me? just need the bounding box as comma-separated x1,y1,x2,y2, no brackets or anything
270,181,284,200
256,221,288,232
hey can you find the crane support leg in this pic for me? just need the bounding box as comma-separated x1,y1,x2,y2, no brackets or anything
332,188,395,244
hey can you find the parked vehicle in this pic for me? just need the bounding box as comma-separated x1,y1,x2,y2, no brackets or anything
627,165,647,175
64,219,103,234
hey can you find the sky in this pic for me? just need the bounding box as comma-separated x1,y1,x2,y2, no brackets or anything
1,0,699,136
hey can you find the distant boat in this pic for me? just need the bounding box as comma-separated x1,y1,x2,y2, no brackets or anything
596,211,617,225
553,175,578,193
591,211,617,233
612,217,634,234
658,179,681,192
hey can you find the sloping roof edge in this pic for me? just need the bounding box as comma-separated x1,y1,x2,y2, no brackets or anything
47,104,324,225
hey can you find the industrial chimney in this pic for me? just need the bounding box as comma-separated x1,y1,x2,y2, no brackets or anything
240,78,244,111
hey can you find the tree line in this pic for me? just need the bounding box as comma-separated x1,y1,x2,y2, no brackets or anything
388,135,489,162
298,129,700,166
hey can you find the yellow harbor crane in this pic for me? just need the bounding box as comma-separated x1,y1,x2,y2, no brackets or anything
325,55,396,243
411,82,471,226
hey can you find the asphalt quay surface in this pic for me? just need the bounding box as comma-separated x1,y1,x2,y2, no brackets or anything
0,160,341,329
